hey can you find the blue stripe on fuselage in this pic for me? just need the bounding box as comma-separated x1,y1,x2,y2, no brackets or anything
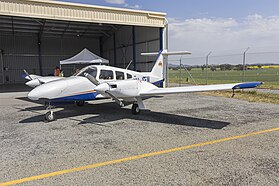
52,92,98,101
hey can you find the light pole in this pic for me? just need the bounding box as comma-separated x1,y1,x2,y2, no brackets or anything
242,47,250,82
206,51,212,85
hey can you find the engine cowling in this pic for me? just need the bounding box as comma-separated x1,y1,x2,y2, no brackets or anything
95,80,157,98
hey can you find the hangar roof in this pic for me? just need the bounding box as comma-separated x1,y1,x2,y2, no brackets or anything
0,0,166,28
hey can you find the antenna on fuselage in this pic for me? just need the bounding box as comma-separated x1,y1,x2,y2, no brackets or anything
125,60,133,70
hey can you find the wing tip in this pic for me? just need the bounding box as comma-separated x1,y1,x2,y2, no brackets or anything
233,82,263,89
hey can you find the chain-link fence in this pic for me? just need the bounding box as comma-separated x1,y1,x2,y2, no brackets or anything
168,49,279,89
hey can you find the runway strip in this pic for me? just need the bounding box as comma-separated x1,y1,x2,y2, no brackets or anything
1,127,278,186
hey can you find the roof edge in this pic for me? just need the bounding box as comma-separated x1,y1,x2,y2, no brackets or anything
25,0,166,16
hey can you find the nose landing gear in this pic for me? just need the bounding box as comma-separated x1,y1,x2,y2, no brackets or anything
45,110,56,122
44,103,56,122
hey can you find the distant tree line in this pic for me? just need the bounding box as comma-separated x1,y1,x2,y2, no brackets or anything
169,64,263,71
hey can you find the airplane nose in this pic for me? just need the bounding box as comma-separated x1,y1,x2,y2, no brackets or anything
28,88,40,100
27,80,68,101
95,83,109,93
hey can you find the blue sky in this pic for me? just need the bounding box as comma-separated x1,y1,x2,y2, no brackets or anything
61,0,279,19
59,0,279,64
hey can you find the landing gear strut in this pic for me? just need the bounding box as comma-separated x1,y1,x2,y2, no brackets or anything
132,104,140,115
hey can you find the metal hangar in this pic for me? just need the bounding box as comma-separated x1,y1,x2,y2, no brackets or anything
0,0,167,84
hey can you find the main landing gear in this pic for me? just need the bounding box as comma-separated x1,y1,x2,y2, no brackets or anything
76,100,85,106
131,97,145,115
132,103,140,115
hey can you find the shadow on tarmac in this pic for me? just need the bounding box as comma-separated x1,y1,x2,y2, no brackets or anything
18,101,230,129
0,84,32,93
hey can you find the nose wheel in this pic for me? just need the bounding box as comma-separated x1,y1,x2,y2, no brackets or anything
132,104,140,115
45,110,56,122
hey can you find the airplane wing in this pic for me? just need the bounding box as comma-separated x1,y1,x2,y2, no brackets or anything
140,82,262,96
25,76,64,87
24,74,42,80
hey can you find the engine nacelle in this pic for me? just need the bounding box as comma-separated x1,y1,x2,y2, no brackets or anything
95,80,157,98
25,79,41,88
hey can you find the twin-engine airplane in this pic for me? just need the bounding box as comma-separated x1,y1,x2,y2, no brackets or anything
26,49,262,122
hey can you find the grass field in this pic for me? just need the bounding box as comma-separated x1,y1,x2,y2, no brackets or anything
202,90,279,104
168,68,279,89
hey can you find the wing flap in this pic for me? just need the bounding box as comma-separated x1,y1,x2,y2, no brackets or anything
140,82,262,96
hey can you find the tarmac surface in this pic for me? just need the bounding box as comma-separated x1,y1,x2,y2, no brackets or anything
0,91,278,185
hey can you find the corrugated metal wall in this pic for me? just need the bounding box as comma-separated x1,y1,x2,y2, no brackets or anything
0,33,99,83
0,25,159,84
102,26,159,72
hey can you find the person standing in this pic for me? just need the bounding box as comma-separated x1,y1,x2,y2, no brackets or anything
54,66,60,76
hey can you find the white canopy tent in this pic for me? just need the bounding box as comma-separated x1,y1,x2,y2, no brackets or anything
60,48,109,65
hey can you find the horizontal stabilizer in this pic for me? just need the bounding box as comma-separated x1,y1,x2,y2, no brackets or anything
141,50,191,56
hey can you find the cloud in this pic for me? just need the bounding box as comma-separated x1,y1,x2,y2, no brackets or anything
125,4,141,9
104,0,141,9
169,14,279,59
104,0,125,4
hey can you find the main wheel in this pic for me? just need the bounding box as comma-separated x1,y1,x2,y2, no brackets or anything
132,104,140,115
45,111,56,122
76,100,85,106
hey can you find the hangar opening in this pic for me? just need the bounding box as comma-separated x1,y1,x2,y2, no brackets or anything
0,0,167,85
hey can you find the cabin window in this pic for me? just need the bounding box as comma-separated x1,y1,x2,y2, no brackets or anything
77,67,97,78
99,70,114,80
127,73,132,79
116,71,125,80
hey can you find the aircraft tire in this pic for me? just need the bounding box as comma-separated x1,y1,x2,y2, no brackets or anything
76,101,85,106
132,104,140,115
45,111,56,122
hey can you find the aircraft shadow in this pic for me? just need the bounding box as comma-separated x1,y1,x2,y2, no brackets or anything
19,102,230,129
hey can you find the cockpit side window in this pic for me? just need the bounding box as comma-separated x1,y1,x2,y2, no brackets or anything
127,73,132,79
116,71,125,80
99,70,114,80
77,67,97,78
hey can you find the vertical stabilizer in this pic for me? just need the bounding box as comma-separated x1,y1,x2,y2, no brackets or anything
141,49,191,88
150,49,165,79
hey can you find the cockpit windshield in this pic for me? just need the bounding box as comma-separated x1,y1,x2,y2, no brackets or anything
75,66,97,78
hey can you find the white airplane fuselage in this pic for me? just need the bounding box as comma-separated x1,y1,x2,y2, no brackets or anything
28,65,163,102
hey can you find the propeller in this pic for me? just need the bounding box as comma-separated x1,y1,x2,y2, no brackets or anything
84,73,124,107
84,72,99,86
23,69,33,80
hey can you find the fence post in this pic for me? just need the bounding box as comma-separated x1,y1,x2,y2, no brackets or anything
206,51,212,85
242,47,250,82
179,57,182,87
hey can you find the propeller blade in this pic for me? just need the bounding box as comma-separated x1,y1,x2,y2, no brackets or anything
23,69,33,80
85,74,124,107
84,73,100,86
105,90,125,107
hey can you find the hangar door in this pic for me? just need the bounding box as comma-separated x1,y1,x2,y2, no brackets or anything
0,15,162,84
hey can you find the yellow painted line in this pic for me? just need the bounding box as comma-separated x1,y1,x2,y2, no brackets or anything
1,127,278,186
